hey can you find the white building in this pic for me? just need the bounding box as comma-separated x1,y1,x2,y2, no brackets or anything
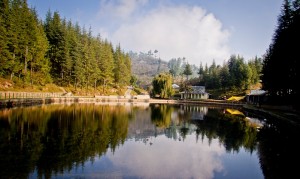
180,86,209,100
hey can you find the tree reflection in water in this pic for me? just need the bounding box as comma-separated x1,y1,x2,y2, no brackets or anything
0,103,298,178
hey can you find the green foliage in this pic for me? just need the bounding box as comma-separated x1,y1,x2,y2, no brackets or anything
151,104,172,128
0,0,52,86
186,54,263,99
183,62,193,81
152,72,174,98
228,55,250,90
262,0,300,105
114,44,131,85
248,56,262,85
168,58,182,77
0,0,132,92
0,104,129,178
130,75,138,87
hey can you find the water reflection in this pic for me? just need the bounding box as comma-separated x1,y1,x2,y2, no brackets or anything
0,104,130,179
0,103,298,178
106,135,224,179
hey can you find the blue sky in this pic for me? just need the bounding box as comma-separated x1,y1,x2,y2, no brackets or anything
27,0,283,66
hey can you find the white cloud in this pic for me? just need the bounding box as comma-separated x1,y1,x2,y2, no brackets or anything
97,1,231,66
98,0,148,20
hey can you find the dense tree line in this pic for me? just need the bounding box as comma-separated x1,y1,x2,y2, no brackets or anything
262,0,300,106
168,57,199,79
0,0,132,91
198,56,262,91
153,55,262,99
167,55,262,93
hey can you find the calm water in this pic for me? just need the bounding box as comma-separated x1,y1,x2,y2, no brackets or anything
0,103,299,179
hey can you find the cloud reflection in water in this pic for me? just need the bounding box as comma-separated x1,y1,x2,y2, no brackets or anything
104,134,225,178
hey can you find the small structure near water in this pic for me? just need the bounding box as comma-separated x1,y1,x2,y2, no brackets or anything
246,89,267,105
180,86,209,100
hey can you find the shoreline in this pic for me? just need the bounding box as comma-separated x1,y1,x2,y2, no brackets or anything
0,96,245,108
1,96,299,125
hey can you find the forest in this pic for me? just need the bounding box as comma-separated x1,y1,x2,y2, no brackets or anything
0,0,299,107
152,0,300,107
262,0,300,106
0,0,132,94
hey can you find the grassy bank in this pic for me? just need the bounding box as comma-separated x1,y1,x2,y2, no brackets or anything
0,78,148,96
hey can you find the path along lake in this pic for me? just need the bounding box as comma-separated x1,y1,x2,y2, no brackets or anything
0,102,299,179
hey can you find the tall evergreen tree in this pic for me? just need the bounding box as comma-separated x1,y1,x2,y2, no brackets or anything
60,18,73,85
262,0,293,97
219,63,230,90
44,11,66,84
28,9,51,85
262,0,300,105
183,62,192,81
113,44,130,85
168,58,182,77
289,0,300,102
228,55,250,90
0,0,11,77
99,40,114,91
0,0,132,93
248,56,262,85
68,21,81,88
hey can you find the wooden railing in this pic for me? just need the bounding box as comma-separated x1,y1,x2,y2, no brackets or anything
0,92,65,99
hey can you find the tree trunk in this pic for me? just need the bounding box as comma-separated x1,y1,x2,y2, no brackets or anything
30,63,33,86
10,72,14,81
102,79,106,94
86,77,89,96
74,78,77,90
24,46,28,74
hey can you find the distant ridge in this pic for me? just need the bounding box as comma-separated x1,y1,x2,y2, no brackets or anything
129,51,169,87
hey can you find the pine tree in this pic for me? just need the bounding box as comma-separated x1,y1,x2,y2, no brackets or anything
183,62,192,81
123,53,132,84
262,0,293,97
219,63,230,90
44,11,66,84
113,44,131,85
60,18,73,85
289,0,300,102
99,40,114,92
248,56,262,85
68,21,81,88
228,55,250,90
28,9,51,85
85,26,99,92
0,0,11,77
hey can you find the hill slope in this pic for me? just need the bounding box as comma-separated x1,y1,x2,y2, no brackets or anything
129,51,169,88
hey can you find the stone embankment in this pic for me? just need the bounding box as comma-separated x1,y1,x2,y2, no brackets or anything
0,92,152,108
0,91,245,108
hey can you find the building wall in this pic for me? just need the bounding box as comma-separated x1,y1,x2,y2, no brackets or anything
181,93,209,100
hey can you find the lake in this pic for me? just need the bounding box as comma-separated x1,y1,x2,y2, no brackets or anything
0,103,299,179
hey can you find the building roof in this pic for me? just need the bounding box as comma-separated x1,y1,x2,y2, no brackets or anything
248,90,267,96
172,84,180,89
180,86,207,94
191,86,206,94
